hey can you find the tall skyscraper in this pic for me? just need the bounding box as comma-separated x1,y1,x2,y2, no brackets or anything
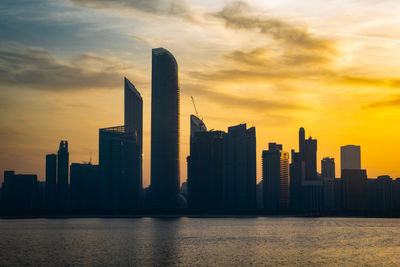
45,154,57,209
321,157,335,179
151,48,180,207
57,140,69,209
190,114,207,137
304,136,317,181
341,145,361,172
124,77,143,153
222,124,256,210
290,150,304,210
99,126,142,211
187,128,224,210
262,143,290,211
299,127,305,156
70,163,100,210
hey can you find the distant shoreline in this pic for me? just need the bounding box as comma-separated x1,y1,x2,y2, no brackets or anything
2,211,400,219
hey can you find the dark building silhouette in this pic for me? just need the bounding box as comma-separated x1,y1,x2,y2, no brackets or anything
57,140,69,209
321,157,335,179
187,128,224,210
1,171,38,212
342,169,367,212
341,145,361,172
304,136,317,181
70,163,100,210
367,175,393,213
222,124,256,210
262,143,289,211
99,126,142,211
301,181,324,212
290,150,304,210
151,48,180,208
393,178,400,211
124,77,143,153
45,153,57,209
190,114,207,137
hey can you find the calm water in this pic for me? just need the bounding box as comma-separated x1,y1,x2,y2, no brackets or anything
1,217,400,266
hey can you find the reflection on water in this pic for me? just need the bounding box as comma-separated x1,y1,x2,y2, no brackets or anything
1,217,400,266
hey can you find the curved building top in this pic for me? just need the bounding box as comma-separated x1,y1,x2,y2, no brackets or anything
152,47,178,67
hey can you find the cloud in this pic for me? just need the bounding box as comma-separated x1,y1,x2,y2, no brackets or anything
0,42,137,91
364,94,400,109
212,1,334,51
183,83,308,112
71,0,194,22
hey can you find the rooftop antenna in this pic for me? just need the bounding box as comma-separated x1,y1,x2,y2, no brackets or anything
191,96,200,118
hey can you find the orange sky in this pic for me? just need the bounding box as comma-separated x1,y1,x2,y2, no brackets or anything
1,0,400,186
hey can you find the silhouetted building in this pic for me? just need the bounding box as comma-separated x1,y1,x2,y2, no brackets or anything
57,140,69,209
1,171,38,212
341,145,361,172
45,153,57,210
190,114,207,137
301,181,323,212
321,157,335,179
187,129,224,210
323,177,335,211
256,181,263,209
262,143,289,211
392,178,400,211
222,124,256,210
70,163,100,210
342,169,367,212
290,150,304,210
304,137,317,181
151,48,180,208
124,77,143,152
99,126,142,211
368,175,393,213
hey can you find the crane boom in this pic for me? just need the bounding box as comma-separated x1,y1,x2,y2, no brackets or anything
191,96,199,117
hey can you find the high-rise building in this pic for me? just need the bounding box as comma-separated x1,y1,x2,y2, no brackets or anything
190,114,207,137
321,157,335,179
70,163,100,210
341,169,367,212
151,48,180,207
341,145,361,172
304,136,317,181
262,143,290,211
124,77,143,153
290,150,304,210
1,171,39,212
99,126,142,211
57,140,69,209
45,154,57,209
187,128,224,210
222,124,256,210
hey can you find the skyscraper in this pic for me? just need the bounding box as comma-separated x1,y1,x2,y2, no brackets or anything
57,140,69,209
124,77,143,153
99,126,142,210
290,150,304,210
262,143,290,211
341,145,361,172
304,136,317,181
151,48,180,207
45,154,57,209
222,124,256,210
190,114,207,137
321,157,335,179
187,128,224,210
341,169,367,212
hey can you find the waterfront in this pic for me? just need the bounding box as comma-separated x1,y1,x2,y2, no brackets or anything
1,217,399,266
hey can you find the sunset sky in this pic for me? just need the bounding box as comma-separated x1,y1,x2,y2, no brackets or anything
1,0,400,186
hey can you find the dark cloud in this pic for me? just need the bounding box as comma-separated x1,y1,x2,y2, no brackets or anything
364,94,400,109
212,1,334,51
338,75,400,88
72,0,194,22
0,43,134,91
183,82,308,112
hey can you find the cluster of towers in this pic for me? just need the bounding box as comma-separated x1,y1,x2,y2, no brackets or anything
2,48,400,215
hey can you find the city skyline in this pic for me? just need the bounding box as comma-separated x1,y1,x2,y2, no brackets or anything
2,0,400,185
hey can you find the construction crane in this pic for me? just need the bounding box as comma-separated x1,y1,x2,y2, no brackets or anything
191,96,200,118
